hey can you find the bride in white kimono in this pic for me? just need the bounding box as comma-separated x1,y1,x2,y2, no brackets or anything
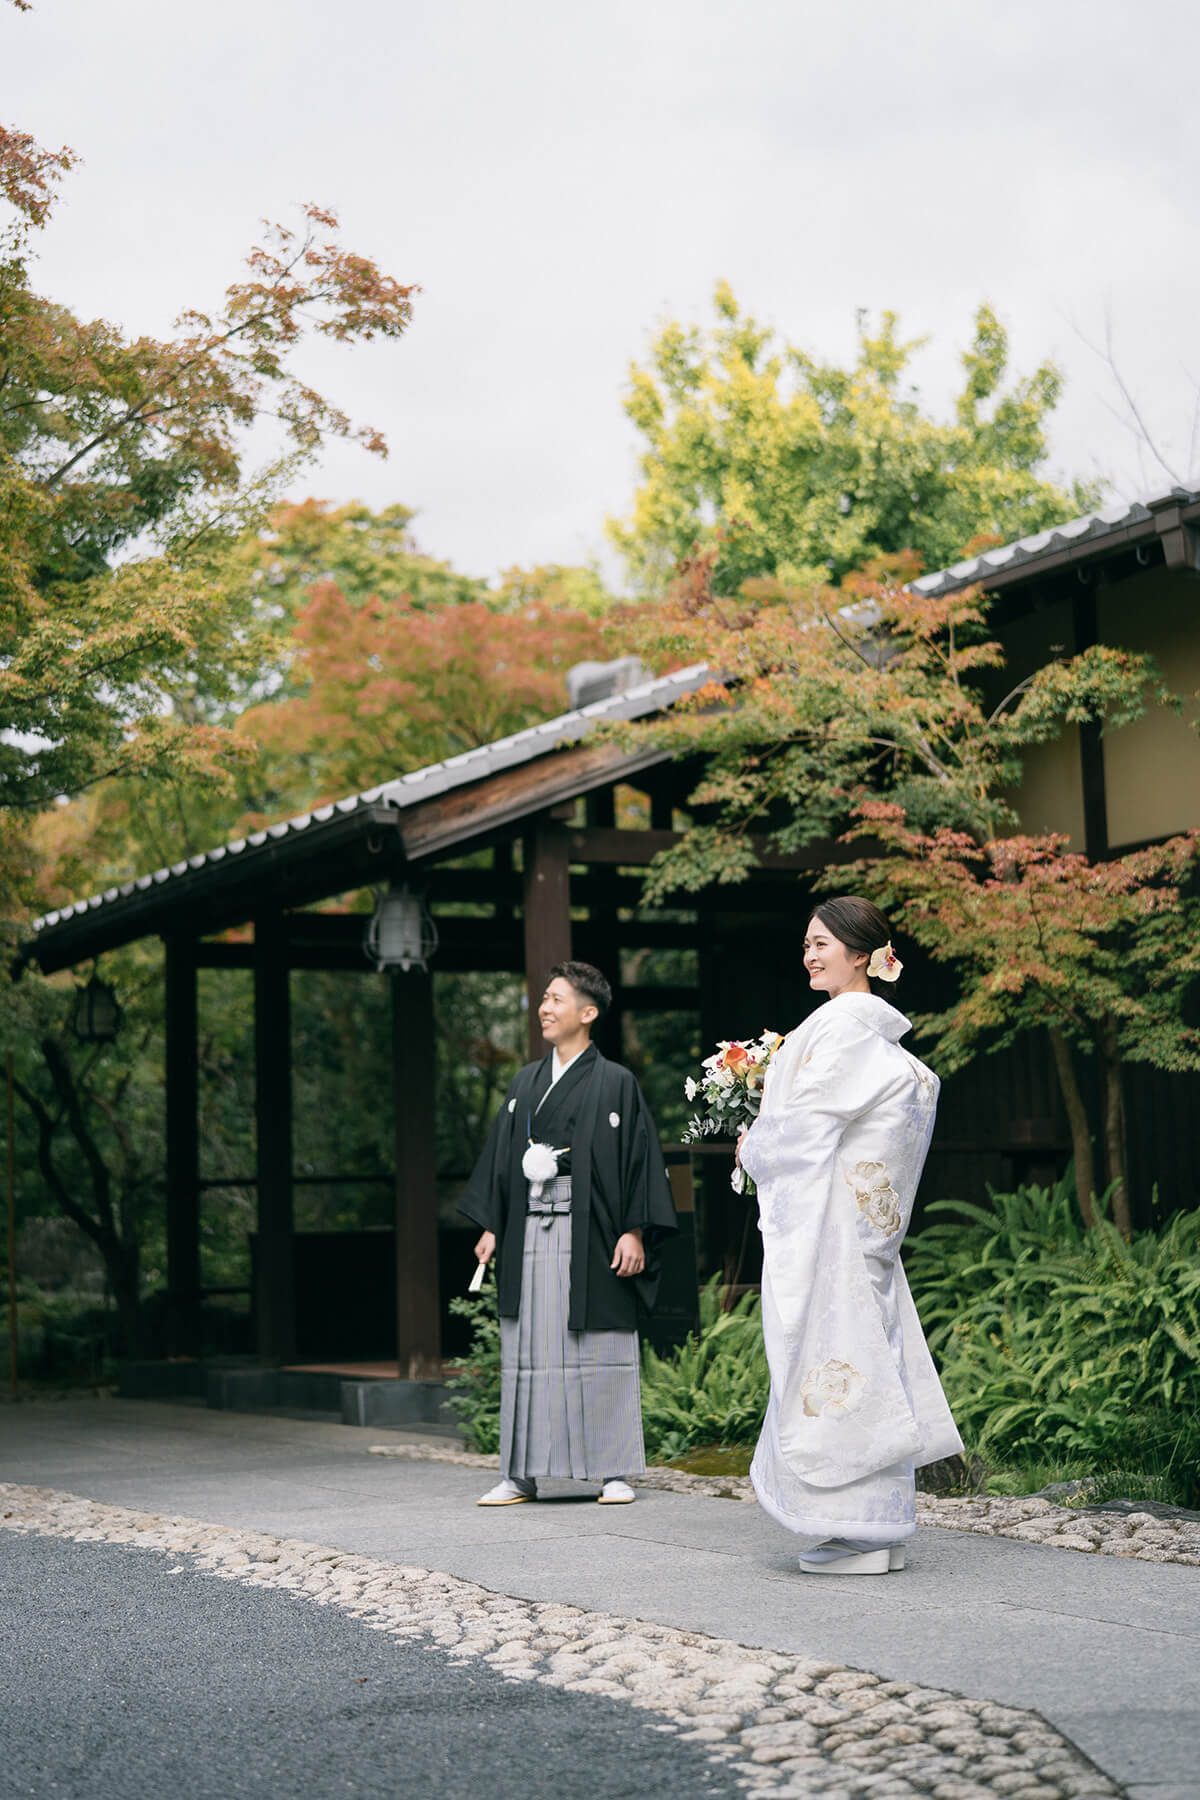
738,895,962,1575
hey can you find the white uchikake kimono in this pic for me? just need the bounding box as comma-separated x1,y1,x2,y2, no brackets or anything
739,991,962,1550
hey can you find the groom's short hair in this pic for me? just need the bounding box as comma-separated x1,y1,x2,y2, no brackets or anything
548,960,612,1021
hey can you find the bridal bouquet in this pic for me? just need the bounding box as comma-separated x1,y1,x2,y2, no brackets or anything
681,1030,783,1195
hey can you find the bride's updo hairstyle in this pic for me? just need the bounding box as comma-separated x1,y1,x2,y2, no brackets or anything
810,895,896,991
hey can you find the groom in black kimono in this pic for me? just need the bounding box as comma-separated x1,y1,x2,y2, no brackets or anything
460,960,677,1505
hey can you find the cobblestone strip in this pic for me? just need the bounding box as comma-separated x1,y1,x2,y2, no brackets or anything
912,1494,1200,1567
2,1483,1122,1800
367,1445,1200,1566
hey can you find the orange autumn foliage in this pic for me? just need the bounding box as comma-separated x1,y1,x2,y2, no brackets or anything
240,580,610,803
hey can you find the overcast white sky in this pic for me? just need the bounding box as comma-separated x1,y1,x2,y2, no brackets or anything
8,0,1200,584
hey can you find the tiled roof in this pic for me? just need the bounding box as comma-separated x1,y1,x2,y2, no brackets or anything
32,663,711,939
911,485,1200,598
32,482,1200,949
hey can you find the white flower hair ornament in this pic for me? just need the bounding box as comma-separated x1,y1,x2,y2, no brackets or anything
866,941,903,982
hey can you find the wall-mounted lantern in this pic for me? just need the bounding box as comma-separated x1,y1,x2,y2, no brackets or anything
72,976,123,1043
364,883,439,973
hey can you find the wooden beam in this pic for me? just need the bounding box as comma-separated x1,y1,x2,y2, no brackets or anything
523,819,572,1059
564,827,882,870
582,788,622,1060
163,936,201,1357
586,787,616,829
493,840,514,920
400,739,674,864
650,789,673,831
392,969,440,1377
254,913,296,1363
196,929,531,975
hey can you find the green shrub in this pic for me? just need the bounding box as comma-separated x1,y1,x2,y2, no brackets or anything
1,1283,119,1386
444,1283,503,1454
907,1181,1200,1507
639,1278,768,1461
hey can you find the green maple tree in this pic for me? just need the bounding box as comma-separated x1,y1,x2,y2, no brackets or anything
614,544,1197,1228
610,283,1100,597
843,808,1200,1235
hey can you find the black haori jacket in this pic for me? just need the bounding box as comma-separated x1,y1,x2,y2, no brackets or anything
458,1044,679,1332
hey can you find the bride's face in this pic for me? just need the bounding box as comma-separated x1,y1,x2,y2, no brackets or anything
803,916,869,998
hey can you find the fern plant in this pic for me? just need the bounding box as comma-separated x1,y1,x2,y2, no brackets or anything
907,1182,1200,1501
444,1283,503,1454
639,1278,769,1461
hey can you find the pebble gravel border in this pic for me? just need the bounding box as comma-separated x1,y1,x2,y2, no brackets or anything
366,1444,1200,1568
2,1482,1123,1800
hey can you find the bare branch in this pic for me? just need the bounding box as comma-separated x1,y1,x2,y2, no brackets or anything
1073,312,1185,488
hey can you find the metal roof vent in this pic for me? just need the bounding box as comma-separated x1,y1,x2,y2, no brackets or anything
566,655,648,710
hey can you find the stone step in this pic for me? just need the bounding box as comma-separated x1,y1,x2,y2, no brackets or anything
117,1359,458,1433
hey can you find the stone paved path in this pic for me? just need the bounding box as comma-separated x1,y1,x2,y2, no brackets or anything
3,1399,1198,1800
1,1484,1124,1800
367,1441,1200,1568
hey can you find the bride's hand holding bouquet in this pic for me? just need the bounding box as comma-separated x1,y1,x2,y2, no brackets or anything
681,1029,783,1195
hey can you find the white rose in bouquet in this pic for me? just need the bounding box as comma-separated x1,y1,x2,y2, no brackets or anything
681,1029,784,1199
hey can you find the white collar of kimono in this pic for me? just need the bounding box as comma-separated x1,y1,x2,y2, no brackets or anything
822,989,913,1043
550,1045,588,1086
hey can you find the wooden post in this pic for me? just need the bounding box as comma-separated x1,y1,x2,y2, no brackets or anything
1073,589,1110,860
582,789,621,1060
523,819,572,1059
254,913,295,1364
493,839,514,919
392,967,440,1377
164,936,201,1357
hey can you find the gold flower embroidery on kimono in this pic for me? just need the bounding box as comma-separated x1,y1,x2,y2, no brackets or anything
845,1158,902,1236
799,1357,866,1418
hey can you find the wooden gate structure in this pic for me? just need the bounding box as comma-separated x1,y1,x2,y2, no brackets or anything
24,485,1200,1375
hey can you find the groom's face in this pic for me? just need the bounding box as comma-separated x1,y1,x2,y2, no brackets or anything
538,976,596,1046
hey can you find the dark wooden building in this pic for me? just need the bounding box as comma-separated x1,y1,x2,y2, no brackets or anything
25,486,1200,1376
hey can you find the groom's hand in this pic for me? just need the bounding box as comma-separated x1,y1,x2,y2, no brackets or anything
474,1230,496,1265
611,1229,645,1277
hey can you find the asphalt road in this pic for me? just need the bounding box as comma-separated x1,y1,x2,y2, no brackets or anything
3,1533,740,1800
5,1400,1200,1800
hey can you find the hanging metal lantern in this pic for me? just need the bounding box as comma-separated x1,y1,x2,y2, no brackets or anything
72,977,123,1043
364,883,439,973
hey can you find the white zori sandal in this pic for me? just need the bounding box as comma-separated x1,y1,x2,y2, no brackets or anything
477,1478,536,1506
798,1540,906,1574
598,1479,636,1504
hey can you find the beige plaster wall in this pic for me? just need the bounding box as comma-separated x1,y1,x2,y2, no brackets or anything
1098,570,1200,847
995,597,1087,846
1012,733,1087,844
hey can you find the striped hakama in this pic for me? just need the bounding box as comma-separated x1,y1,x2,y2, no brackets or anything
500,1177,646,1482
